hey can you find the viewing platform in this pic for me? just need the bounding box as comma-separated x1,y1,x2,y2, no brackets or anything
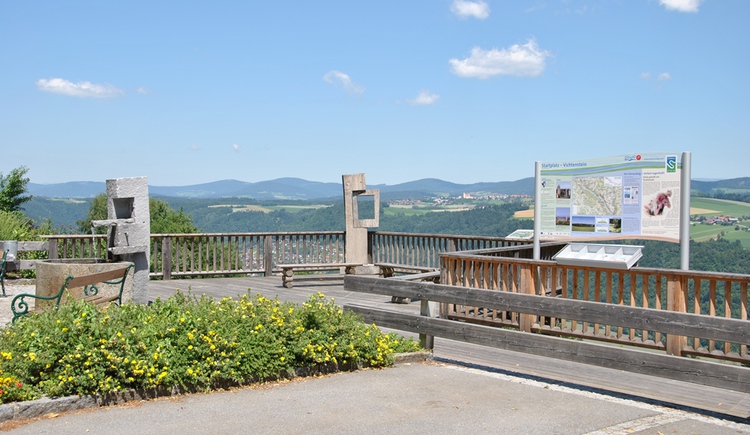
143,275,750,421
3,225,748,422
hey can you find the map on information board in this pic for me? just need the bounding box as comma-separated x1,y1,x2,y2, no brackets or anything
538,153,682,242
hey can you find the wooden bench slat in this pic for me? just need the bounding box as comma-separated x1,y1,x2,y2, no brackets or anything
84,294,120,304
392,270,441,281
277,263,361,269
279,263,362,288
67,267,130,288
375,262,438,272
11,264,133,322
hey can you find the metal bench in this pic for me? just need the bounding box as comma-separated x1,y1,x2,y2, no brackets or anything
11,264,133,322
277,262,362,288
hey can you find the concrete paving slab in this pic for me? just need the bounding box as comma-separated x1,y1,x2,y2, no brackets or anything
3,362,747,435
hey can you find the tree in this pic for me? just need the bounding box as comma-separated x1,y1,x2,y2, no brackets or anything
77,194,199,234
0,166,33,212
149,199,199,234
76,194,108,234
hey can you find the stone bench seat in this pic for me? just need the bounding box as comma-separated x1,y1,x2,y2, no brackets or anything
278,263,362,288
391,270,440,282
375,262,438,278
374,263,440,304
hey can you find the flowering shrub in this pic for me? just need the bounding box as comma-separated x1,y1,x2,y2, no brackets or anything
0,373,36,403
0,291,420,404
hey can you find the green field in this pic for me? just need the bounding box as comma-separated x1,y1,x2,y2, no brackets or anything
689,198,750,247
383,204,473,217
690,197,750,217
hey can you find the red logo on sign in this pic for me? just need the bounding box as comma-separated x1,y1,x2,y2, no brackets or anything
636,155,641,160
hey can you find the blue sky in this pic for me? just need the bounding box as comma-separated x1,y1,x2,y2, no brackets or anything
1,0,747,186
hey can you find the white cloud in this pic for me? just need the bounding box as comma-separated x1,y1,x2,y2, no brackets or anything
36,78,124,98
640,72,672,81
449,39,551,79
323,70,365,95
451,0,490,19
190,145,201,151
409,90,440,106
232,143,241,152
136,86,150,95
659,0,702,13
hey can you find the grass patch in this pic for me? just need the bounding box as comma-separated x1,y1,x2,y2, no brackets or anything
0,292,420,404
690,198,750,217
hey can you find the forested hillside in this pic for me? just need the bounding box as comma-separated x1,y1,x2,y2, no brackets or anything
184,202,531,237
379,203,532,236
19,195,750,275
632,238,750,275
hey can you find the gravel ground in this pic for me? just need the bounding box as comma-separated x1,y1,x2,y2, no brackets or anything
0,282,35,327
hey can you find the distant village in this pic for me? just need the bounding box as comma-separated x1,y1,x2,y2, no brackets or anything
388,193,532,207
693,214,744,226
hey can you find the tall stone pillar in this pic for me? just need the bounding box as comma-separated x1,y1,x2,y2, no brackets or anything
93,177,151,303
342,174,379,266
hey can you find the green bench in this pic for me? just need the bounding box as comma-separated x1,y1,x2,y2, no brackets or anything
11,265,133,323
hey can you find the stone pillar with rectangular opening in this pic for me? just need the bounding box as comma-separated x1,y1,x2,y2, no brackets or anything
92,177,150,303
342,173,380,275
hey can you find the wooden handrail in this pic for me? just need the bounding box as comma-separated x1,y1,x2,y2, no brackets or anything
439,248,750,364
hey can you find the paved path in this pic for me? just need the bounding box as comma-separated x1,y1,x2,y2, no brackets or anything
2,362,748,434
0,283,34,326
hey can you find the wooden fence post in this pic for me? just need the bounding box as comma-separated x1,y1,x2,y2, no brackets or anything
519,264,536,332
666,274,686,356
48,238,59,260
420,299,436,350
263,236,274,276
162,237,172,281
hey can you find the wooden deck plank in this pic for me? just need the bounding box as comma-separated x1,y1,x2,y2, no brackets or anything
146,275,749,420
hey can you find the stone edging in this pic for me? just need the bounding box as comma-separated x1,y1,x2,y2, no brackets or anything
0,351,432,423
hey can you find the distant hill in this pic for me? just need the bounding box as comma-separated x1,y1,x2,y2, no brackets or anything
27,176,747,200
28,177,538,200
691,177,750,195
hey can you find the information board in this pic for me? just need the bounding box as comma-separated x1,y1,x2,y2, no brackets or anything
537,153,683,242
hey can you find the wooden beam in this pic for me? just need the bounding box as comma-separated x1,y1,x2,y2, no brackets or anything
344,304,750,393
344,275,750,345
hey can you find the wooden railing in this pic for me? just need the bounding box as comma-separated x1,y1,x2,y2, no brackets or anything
42,232,346,279
151,232,346,279
440,245,750,365
344,275,750,393
39,232,530,279
41,235,108,261
369,231,532,269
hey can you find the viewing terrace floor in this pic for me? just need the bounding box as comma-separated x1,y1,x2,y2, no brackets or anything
147,275,750,421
